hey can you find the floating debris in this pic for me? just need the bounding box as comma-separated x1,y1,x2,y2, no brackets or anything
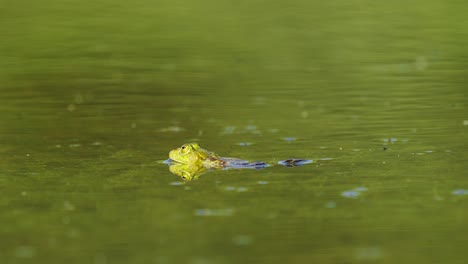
452,189,468,196
169,181,184,186
257,181,269,185
269,129,279,133
224,186,248,192
384,138,397,143
342,186,368,199
282,137,297,142
237,142,252,146
69,144,81,148
236,187,248,192
341,190,361,198
463,120,468,126
158,126,185,133
195,208,234,217
277,159,313,167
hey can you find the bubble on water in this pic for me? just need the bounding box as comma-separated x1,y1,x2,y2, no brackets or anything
452,189,468,196
269,129,279,133
224,186,236,191
237,142,252,146
14,246,36,259
69,144,81,148
232,235,253,246
169,181,184,186
257,181,269,185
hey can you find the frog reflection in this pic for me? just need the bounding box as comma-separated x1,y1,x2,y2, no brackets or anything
168,162,208,181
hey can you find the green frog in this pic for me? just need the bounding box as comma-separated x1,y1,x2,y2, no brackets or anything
168,142,313,181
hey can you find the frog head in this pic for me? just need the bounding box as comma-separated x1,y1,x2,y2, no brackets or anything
168,143,210,165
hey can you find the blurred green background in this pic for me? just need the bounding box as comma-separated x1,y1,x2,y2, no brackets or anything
1,1,467,263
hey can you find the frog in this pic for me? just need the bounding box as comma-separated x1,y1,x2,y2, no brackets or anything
168,143,313,181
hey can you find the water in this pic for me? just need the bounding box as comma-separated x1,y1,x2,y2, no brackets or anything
1,1,467,263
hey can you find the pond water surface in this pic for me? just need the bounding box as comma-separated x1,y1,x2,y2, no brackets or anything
1,1,467,264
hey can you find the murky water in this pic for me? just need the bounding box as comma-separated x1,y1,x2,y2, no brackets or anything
1,1,467,263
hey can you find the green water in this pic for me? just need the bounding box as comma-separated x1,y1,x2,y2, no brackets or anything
1,1,467,263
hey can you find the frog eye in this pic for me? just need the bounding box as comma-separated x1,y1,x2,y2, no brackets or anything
180,144,191,155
